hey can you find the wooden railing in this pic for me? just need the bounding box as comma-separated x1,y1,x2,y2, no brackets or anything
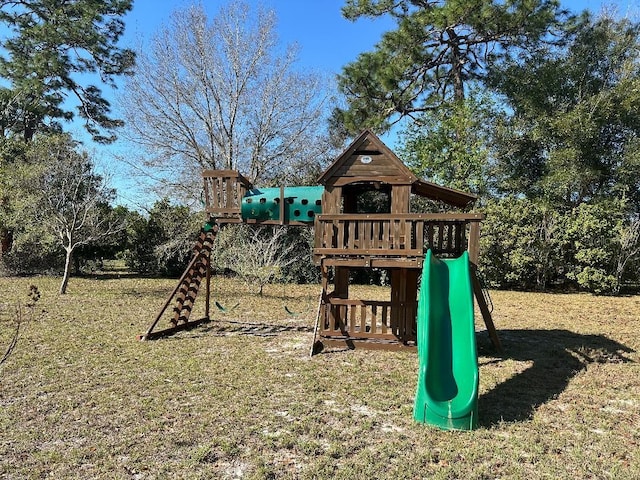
202,170,252,220
313,213,484,264
321,298,417,343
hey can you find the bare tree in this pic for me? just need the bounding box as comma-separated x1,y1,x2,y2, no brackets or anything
214,225,302,296
615,215,640,293
119,1,334,201
26,135,123,294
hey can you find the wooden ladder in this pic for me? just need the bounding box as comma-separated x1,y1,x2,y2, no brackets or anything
139,226,218,340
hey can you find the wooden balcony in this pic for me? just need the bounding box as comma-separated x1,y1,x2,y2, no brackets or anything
202,170,252,222
313,213,484,268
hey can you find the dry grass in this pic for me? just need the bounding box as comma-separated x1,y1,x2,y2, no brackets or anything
0,275,639,479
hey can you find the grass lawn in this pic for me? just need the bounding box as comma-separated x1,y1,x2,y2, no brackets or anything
1,275,639,479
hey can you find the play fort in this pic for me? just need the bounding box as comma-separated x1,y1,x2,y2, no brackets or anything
141,130,502,430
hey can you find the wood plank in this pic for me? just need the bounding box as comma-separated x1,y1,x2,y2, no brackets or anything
371,305,377,334
347,221,355,250
349,305,356,334
361,221,372,249
206,207,241,214
468,220,481,265
211,178,219,209
316,213,485,221
318,335,410,348
373,221,380,249
225,177,234,209
316,338,417,351
332,176,413,186
391,220,399,249
313,248,423,256
337,220,345,248
416,220,424,252
318,258,423,269
326,299,392,307
381,305,388,334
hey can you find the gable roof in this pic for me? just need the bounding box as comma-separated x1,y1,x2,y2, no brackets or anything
318,129,417,186
318,130,477,208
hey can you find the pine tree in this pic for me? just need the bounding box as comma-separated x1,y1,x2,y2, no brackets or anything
0,0,135,143
334,0,565,134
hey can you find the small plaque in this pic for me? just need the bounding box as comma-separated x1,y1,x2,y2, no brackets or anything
360,155,372,164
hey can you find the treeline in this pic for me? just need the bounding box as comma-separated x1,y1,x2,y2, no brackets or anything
393,14,640,295
2,1,640,295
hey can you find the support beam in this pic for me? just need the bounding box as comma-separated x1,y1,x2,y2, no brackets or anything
471,269,502,353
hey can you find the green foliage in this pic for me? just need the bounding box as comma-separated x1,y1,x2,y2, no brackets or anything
121,199,201,276
1,133,123,289
481,197,550,290
481,196,636,294
278,227,320,284
0,135,62,273
0,227,62,274
399,94,495,197
491,13,640,209
564,201,624,294
0,0,135,142
473,12,640,294
335,0,565,134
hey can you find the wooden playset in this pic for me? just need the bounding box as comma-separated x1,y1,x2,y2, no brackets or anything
140,130,501,354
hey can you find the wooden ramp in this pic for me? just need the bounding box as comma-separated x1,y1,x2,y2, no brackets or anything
139,226,218,340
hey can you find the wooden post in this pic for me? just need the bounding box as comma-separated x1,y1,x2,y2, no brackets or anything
468,220,481,266
334,266,350,334
205,257,211,320
319,265,329,335
280,185,286,224
468,219,502,353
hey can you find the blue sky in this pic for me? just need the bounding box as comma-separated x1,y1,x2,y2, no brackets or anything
118,0,640,76
121,0,396,74
67,0,640,206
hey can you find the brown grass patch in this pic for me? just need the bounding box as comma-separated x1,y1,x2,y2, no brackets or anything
0,277,638,479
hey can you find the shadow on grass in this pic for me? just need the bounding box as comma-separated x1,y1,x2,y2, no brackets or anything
143,319,314,341
477,329,635,427
193,319,314,337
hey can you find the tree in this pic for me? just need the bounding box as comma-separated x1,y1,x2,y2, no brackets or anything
480,197,560,290
485,12,640,293
398,91,496,197
334,0,565,134
491,13,640,208
0,0,135,143
564,200,623,294
213,224,302,296
119,1,334,202
23,135,122,293
0,136,27,257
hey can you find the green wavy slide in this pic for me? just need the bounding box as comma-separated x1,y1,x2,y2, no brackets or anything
413,249,479,430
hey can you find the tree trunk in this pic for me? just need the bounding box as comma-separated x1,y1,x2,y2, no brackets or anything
446,28,465,102
1,228,13,256
60,247,74,294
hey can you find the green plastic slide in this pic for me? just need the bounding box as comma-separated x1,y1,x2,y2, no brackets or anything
413,249,479,430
